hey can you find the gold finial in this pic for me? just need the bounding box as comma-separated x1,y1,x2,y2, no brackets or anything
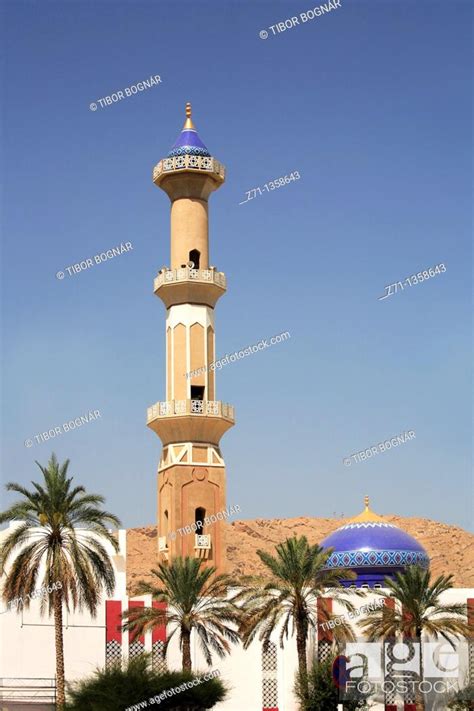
183,101,195,130
349,495,384,523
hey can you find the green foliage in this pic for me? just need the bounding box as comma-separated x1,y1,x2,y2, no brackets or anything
0,453,121,710
294,659,370,711
122,556,241,670
0,452,121,614
235,536,359,649
66,655,228,711
447,680,474,710
234,535,361,701
359,566,470,642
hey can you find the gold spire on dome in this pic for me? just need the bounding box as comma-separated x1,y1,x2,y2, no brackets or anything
349,495,385,523
183,102,195,130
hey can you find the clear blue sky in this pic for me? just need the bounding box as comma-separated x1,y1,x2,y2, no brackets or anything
1,0,472,531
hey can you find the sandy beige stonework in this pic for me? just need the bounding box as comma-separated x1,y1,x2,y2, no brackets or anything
126,515,474,594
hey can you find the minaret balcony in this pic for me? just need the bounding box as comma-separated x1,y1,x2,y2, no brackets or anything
158,536,168,552
195,533,211,559
158,536,169,560
154,266,226,308
147,399,235,447
153,155,226,186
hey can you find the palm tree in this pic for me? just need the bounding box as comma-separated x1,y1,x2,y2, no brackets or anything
359,566,470,711
232,536,361,701
0,454,121,710
122,556,241,672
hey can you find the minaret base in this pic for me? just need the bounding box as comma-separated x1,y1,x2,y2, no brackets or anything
157,456,227,573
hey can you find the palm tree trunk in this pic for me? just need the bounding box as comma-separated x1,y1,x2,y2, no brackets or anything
53,588,65,710
296,619,308,700
182,628,192,672
415,629,425,711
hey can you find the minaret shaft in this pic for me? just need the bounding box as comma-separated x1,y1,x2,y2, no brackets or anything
165,305,215,402
170,198,209,270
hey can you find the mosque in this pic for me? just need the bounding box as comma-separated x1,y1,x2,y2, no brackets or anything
0,105,472,711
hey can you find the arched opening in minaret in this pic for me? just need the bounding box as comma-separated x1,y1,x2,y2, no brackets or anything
189,249,200,269
195,507,206,532
164,509,169,535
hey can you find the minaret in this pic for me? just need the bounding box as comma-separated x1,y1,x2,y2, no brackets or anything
147,103,234,573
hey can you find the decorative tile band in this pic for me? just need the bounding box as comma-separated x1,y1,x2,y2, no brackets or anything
262,641,278,710
338,522,397,530
168,145,211,157
324,550,430,569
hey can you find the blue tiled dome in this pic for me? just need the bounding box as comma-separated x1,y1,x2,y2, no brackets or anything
321,498,429,588
167,103,211,158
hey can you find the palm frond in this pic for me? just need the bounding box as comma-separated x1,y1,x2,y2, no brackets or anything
121,556,240,669
0,453,121,619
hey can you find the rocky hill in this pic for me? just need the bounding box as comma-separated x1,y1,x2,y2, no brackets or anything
126,516,474,594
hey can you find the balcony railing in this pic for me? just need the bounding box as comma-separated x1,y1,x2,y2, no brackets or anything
195,534,211,550
154,266,226,291
158,536,168,552
147,400,234,423
153,155,225,181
